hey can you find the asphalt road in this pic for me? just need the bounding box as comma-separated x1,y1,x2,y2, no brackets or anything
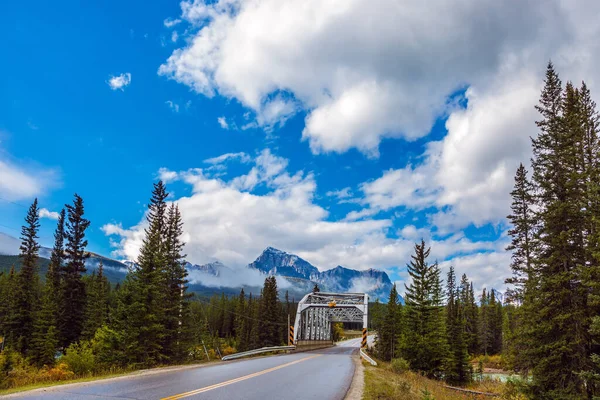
6,338,367,400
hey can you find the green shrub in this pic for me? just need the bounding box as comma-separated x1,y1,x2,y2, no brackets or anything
390,358,410,374
502,376,530,400
0,350,14,389
91,326,126,368
62,341,95,376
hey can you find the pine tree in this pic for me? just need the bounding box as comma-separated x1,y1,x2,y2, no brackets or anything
162,204,190,361
0,267,16,345
479,289,493,355
459,277,479,355
580,81,600,395
376,284,400,361
400,240,448,378
82,261,109,340
235,289,247,351
60,194,90,348
112,274,143,365
369,299,384,332
29,290,59,367
11,199,41,353
248,294,261,349
47,209,65,318
445,266,471,385
29,210,66,366
259,276,281,347
118,181,169,365
523,64,591,397
282,290,292,345
220,293,233,337
502,303,519,371
312,283,320,293
506,163,536,302
489,290,503,355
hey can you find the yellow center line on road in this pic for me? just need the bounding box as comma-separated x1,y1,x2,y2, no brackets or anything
161,354,322,400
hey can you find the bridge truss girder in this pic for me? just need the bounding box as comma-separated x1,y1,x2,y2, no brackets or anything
293,292,368,343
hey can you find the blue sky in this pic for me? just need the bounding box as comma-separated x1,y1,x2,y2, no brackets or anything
1,0,598,293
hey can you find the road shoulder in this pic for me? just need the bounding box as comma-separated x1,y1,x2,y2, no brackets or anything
344,353,365,400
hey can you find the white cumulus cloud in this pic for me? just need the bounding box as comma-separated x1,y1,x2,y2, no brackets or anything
157,167,180,183
217,116,229,129
159,0,600,157
38,208,60,220
355,68,544,232
107,73,132,91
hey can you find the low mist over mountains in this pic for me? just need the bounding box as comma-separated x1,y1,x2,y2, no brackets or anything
0,233,395,301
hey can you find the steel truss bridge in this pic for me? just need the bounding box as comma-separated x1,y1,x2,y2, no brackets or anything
292,292,368,347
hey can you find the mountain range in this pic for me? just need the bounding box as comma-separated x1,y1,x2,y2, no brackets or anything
0,232,396,302
248,247,395,301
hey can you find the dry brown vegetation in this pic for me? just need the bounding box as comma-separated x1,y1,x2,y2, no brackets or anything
363,360,514,400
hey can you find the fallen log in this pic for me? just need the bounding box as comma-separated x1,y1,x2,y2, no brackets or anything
442,385,501,397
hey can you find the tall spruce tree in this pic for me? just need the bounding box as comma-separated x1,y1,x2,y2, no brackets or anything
376,284,400,361
29,293,59,367
521,64,591,397
0,266,16,348
47,209,65,317
506,163,536,302
580,81,600,395
259,276,281,347
29,209,65,366
112,274,143,364
118,181,169,365
82,261,109,340
369,299,384,332
0,268,15,337
489,290,503,355
220,293,233,337
400,240,448,378
60,194,90,348
162,204,190,361
445,267,471,385
248,294,261,349
460,278,479,355
11,199,41,353
478,289,502,355
235,289,248,351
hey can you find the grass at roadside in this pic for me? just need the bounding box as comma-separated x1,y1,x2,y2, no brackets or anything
363,359,506,400
0,370,131,396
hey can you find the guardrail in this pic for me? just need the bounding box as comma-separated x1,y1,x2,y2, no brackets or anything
221,345,296,361
360,349,378,366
